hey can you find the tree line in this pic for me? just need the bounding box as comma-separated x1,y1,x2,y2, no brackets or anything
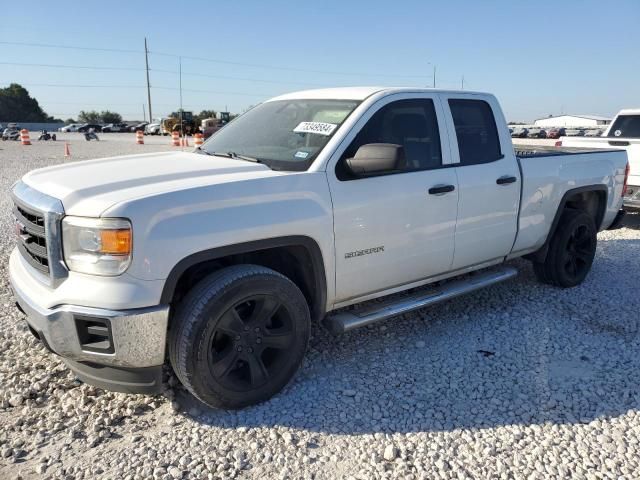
1,83,236,125
0,83,61,122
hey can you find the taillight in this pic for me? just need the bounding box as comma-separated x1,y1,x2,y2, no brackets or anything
622,162,630,197
555,140,562,147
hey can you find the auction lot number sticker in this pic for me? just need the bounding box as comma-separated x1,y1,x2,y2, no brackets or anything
293,122,337,136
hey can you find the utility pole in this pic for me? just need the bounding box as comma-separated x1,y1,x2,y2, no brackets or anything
179,56,183,140
433,65,436,88
142,103,146,123
461,75,465,90
144,38,153,123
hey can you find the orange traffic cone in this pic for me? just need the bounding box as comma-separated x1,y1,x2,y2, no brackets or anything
171,131,180,146
194,133,204,147
64,142,71,158
136,130,144,145
20,129,31,145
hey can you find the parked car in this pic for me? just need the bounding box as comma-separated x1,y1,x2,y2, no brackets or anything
130,122,148,133
2,126,20,141
9,87,628,409
527,128,547,139
59,123,82,133
584,129,603,137
565,128,585,136
547,128,566,139
102,123,129,133
77,124,103,133
144,123,162,135
558,108,640,210
511,127,529,138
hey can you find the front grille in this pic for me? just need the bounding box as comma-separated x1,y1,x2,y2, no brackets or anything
13,202,50,274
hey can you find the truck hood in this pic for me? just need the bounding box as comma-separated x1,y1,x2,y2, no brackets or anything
22,151,280,216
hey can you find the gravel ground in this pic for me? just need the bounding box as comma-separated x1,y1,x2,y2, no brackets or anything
1,136,639,479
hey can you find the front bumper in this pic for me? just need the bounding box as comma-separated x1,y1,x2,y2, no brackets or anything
11,275,169,393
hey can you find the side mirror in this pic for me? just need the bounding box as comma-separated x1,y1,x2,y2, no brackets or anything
345,143,406,176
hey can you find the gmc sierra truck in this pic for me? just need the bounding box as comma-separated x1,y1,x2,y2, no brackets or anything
557,108,640,209
10,87,629,409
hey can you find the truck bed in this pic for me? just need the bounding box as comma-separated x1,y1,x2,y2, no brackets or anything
514,144,621,158
510,147,627,255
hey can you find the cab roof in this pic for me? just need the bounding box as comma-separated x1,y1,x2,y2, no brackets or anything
267,86,485,102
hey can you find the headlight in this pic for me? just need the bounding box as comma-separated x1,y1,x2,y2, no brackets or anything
62,217,132,276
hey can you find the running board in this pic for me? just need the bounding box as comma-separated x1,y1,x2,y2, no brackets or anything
324,267,518,335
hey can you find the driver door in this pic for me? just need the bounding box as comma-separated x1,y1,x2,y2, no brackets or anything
327,94,459,303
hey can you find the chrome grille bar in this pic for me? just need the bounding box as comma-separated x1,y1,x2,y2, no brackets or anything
11,181,67,286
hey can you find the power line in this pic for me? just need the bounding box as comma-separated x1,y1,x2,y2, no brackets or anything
40,101,181,106
6,82,270,97
161,70,322,87
0,61,142,72
0,40,141,55
0,40,432,79
1,60,324,87
159,52,433,79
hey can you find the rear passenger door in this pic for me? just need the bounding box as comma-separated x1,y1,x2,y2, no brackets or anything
442,95,521,270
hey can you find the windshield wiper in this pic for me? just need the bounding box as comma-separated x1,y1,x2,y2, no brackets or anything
194,146,213,156
212,151,262,164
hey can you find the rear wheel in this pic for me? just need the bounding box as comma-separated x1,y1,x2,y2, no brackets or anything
169,265,310,409
532,209,597,288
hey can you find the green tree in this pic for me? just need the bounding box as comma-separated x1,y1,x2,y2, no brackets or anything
78,110,102,123
64,117,76,124
100,110,122,124
0,83,57,122
195,109,217,122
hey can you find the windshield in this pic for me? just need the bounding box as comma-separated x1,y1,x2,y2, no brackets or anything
200,99,360,171
608,115,640,138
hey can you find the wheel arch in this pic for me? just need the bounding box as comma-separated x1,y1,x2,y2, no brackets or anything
527,185,607,263
160,236,327,323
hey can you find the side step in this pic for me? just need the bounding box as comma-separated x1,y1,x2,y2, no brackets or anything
324,267,518,335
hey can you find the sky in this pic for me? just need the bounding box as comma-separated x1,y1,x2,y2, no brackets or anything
0,0,638,122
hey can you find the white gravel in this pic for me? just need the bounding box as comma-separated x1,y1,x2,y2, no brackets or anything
1,135,639,479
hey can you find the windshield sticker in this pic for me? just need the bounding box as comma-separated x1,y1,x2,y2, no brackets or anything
614,130,622,137
293,122,337,136
294,151,310,159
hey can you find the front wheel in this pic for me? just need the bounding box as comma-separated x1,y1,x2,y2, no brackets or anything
532,209,597,288
169,265,310,409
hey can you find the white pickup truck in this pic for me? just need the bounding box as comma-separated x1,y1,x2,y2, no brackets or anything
558,108,640,209
10,87,628,409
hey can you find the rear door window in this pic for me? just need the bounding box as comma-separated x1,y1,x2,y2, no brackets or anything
449,99,502,165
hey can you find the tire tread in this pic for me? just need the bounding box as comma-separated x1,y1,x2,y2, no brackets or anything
168,264,308,409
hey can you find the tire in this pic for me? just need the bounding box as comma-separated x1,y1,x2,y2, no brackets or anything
169,265,310,409
532,209,597,288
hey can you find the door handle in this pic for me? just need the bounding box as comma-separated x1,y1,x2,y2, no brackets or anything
428,184,455,195
496,176,517,185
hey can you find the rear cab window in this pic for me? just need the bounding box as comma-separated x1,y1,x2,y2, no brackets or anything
608,115,640,138
448,99,503,165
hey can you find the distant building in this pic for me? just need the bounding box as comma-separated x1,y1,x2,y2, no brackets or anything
534,114,611,128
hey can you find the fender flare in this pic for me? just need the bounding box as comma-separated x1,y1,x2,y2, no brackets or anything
528,185,607,262
159,235,328,320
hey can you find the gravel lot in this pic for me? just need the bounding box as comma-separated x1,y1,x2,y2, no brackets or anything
1,135,639,479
